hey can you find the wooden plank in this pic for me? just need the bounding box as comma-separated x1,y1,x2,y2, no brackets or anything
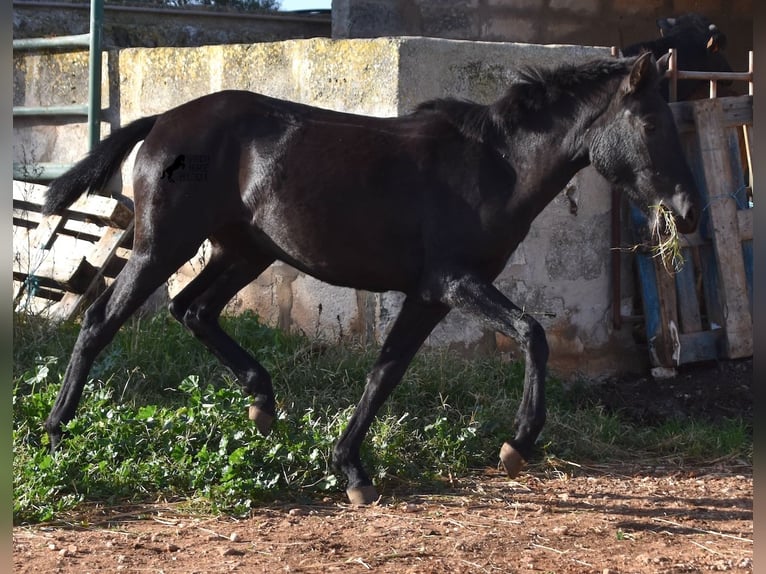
13,180,133,228
654,253,679,366
13,255,98,294
12,214,65,302
678,330,723,364
13,227,99,293
743,124,753,190
14,226,97,262
14,208,104,242
698,244,723,330
670,209,750,248
742,240,753,317
720,96,754,128
13,281,62,315
725,126,748,202
674,247,702,333
634,252,664,367
737,209,753,242
671,95,752,134
692,99,752,358
52,221,135,321
13,280,63,303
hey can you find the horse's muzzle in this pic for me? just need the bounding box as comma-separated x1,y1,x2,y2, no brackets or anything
673,204,698,235
666,186,700,235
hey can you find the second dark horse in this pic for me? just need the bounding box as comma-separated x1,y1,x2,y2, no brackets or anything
43,53,700,504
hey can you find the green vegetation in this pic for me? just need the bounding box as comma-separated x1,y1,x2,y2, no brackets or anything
13,311,751,523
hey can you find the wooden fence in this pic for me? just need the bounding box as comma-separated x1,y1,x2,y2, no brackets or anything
12,181,134,320
630,95,753,370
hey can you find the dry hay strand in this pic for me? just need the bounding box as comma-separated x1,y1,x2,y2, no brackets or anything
615,204,685,274
649,204,684,274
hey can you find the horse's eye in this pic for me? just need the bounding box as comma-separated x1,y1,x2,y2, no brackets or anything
644,122,656,133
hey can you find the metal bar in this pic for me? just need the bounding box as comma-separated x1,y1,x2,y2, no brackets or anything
609,45,623,330
611,186,622,330
668,48,678,102
13,163,73,182
12,1,331,24
88,0,103,150
13,104,89,117
675,70,753,82
13,33,90,51
662,49,753,103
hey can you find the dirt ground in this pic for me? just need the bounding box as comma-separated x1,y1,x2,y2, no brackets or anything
13,359,752,574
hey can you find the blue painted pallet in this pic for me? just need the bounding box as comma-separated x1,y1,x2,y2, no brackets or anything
628,96,753,368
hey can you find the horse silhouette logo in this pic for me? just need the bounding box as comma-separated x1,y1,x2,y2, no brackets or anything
160,154,186,182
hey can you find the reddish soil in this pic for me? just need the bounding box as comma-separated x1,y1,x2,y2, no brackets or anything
13,359,752,574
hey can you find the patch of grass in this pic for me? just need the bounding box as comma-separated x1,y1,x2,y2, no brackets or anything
12,311,751,523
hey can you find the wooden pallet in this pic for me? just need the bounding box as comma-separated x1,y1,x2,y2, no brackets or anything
631,95,753,369
13,180,134,320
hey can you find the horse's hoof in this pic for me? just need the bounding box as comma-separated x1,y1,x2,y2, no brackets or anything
499,442,526,478
346,485,380,505
248,405,274,436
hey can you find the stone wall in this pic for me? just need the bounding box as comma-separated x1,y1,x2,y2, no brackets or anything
13,37,648,377
331,0,753,77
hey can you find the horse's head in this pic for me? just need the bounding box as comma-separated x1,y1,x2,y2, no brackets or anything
658,13,732,99
657,13,728,63
622,13,732,100
588,52,700,236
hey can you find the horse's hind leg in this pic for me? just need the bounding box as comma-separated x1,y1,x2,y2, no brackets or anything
168,246,277,435
438,275,548,478
44,251,187,451
333,296,449,504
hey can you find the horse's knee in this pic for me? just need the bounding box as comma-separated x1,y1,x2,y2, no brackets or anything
173,302,213,334
527,321,549,364
168,298,187,323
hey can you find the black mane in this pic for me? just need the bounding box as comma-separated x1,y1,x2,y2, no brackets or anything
415,58,632,143
414,98,497,143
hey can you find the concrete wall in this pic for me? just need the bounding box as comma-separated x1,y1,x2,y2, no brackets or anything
13,37,647,378
332,0,753,80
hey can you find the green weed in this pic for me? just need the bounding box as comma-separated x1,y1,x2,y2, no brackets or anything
12,311,751,523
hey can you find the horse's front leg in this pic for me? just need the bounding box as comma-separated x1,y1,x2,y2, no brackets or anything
441,274,548,477
333,297,448,505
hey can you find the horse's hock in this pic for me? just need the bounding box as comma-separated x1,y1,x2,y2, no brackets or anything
15,37,655,377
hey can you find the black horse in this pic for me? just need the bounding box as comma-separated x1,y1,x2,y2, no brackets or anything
623,13,732,101
42,53,699,505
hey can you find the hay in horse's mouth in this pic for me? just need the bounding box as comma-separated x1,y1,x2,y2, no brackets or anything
616,204,685,274
649,204,684,273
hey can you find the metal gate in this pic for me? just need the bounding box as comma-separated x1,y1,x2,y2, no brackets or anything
13,0,104,182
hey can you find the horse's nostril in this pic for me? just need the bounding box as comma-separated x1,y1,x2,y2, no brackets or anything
676,205,699,234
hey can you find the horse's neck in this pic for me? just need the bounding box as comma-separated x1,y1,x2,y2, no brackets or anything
509,121,590,197
504,92,611,217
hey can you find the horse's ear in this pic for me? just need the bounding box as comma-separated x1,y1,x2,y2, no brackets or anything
626,52,657,94
657,17,676,37
707,29,727,53
656,52,671,77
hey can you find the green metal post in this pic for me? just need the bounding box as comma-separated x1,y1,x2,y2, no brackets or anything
88,0,104,151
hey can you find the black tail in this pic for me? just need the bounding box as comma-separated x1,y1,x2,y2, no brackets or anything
42,115,160,215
